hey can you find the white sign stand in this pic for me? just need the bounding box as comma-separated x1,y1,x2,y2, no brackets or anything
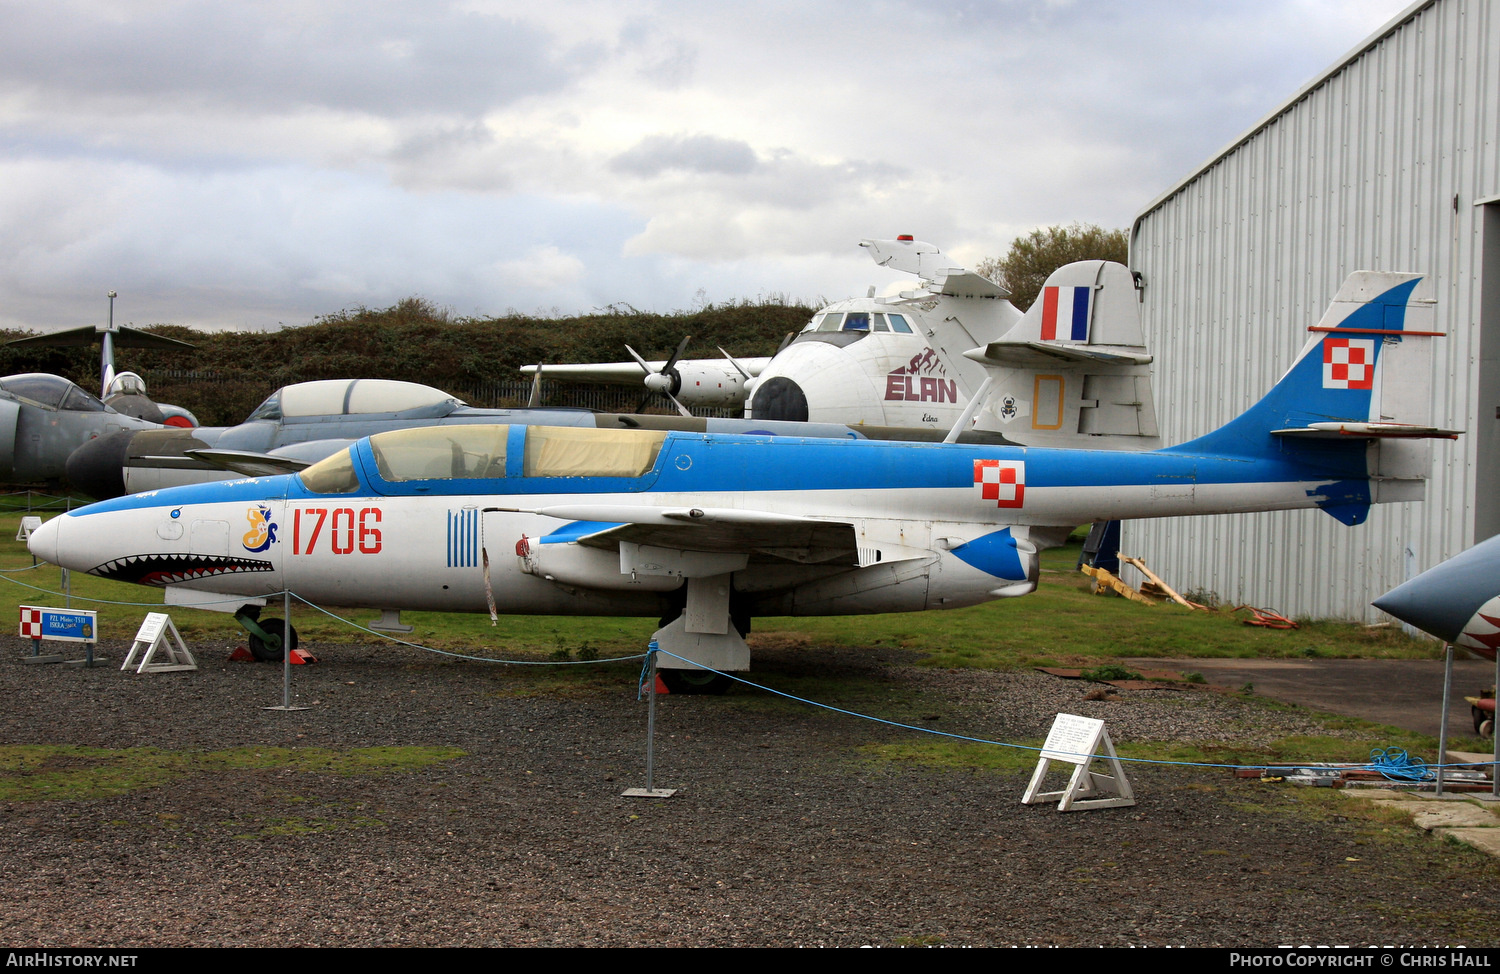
16,516,41,541
121,613,197,674
1021,713,1136,812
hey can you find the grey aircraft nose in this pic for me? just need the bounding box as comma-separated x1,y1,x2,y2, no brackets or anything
1372,534,1500,644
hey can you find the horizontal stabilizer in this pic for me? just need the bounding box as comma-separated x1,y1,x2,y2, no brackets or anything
859,237,954,278
964,341,1152,368
1272,422,1462,439
6,323,195,351
931,270,1010,300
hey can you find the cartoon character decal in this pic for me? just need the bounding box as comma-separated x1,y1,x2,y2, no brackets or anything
242,504,279,553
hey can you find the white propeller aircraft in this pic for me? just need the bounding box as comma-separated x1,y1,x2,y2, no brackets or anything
29,272,1456,691
523,238,1160,449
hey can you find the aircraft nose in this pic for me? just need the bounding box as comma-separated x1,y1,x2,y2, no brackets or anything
65,429,136,499
749,377,809,422
27,514,61,567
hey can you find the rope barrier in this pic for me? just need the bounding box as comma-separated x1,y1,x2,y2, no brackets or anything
0,568,1491,779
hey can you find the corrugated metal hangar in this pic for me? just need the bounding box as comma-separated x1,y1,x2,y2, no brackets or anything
1125,0,1499,620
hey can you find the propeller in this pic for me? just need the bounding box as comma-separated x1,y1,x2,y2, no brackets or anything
526,364,544,407
625,335,693,417
717,346,753,380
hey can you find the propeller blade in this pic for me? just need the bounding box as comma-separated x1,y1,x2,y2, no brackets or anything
624,344,655,375
663,335,692,372
527,364,543,407
717,346,752,380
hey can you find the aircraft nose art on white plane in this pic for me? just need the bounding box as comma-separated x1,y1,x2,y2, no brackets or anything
34,497,286,593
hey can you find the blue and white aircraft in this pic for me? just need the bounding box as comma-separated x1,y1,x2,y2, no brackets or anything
28,272,1457,691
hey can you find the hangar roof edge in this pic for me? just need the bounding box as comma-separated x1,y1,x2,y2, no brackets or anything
1130,0,1439,246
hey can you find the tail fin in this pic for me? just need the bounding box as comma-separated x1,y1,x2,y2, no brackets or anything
1165,271,1454,524
964,260,1159,450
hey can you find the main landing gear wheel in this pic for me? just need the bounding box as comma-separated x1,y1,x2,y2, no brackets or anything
249,619,299,663
658,669,734,695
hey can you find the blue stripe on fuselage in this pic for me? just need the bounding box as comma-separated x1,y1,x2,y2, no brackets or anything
60,476,294,515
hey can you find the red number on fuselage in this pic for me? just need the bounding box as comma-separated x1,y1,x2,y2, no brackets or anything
294,507,381,555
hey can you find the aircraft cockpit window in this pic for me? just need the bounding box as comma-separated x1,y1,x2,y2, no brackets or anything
887,313,914,334
871,314,890,333
523,426,667,479
298,447,361,494
841,313,871,332
0,374,107,412
246,391,282,422
814,313,844,332
60,385,107,412
369,426,509,481
803,314,825,332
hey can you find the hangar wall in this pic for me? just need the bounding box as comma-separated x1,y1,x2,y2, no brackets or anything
1125,0,1499,620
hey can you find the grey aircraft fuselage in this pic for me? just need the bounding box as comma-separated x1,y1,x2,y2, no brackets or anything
0,373,164,486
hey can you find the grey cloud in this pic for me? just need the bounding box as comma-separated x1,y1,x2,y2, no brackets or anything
610,134,760,177
0,2,595,118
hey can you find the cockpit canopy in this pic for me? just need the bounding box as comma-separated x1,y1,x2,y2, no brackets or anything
801,310,916,335
246,379,464,423
298,425,670,494
0,374,109,412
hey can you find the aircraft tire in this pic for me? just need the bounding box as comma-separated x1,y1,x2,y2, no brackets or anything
249,619,299,663
658,669,733,695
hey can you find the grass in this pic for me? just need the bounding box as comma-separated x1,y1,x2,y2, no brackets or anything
0,744,465,802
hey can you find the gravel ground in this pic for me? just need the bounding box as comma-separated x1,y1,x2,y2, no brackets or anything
2,636,1497,948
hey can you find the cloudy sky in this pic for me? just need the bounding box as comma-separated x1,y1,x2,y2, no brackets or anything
0,0,1415,333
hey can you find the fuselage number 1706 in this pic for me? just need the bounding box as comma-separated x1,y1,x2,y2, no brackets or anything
293,506,383,555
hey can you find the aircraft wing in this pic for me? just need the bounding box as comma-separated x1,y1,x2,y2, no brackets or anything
184,449,317,477
502,505,864,566
963,341,1154,368
518,358,773,383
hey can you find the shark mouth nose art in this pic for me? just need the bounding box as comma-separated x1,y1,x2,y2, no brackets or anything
90,553,274,587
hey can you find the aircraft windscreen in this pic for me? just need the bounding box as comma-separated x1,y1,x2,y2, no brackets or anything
0,374,107,412
246,391,281,422
298,447,361,494
370,426,509,481
523,426,667,478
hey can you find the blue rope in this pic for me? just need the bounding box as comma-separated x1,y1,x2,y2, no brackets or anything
290,594,647,667
1362,747,1434,781
647,649,1497,775
1,565,1493,777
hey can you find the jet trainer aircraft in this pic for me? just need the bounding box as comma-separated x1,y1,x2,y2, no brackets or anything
523,238,1160,447
29,272,1455,691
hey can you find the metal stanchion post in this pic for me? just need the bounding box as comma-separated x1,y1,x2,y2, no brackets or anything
1437,644,1453,796
624,640,675,798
